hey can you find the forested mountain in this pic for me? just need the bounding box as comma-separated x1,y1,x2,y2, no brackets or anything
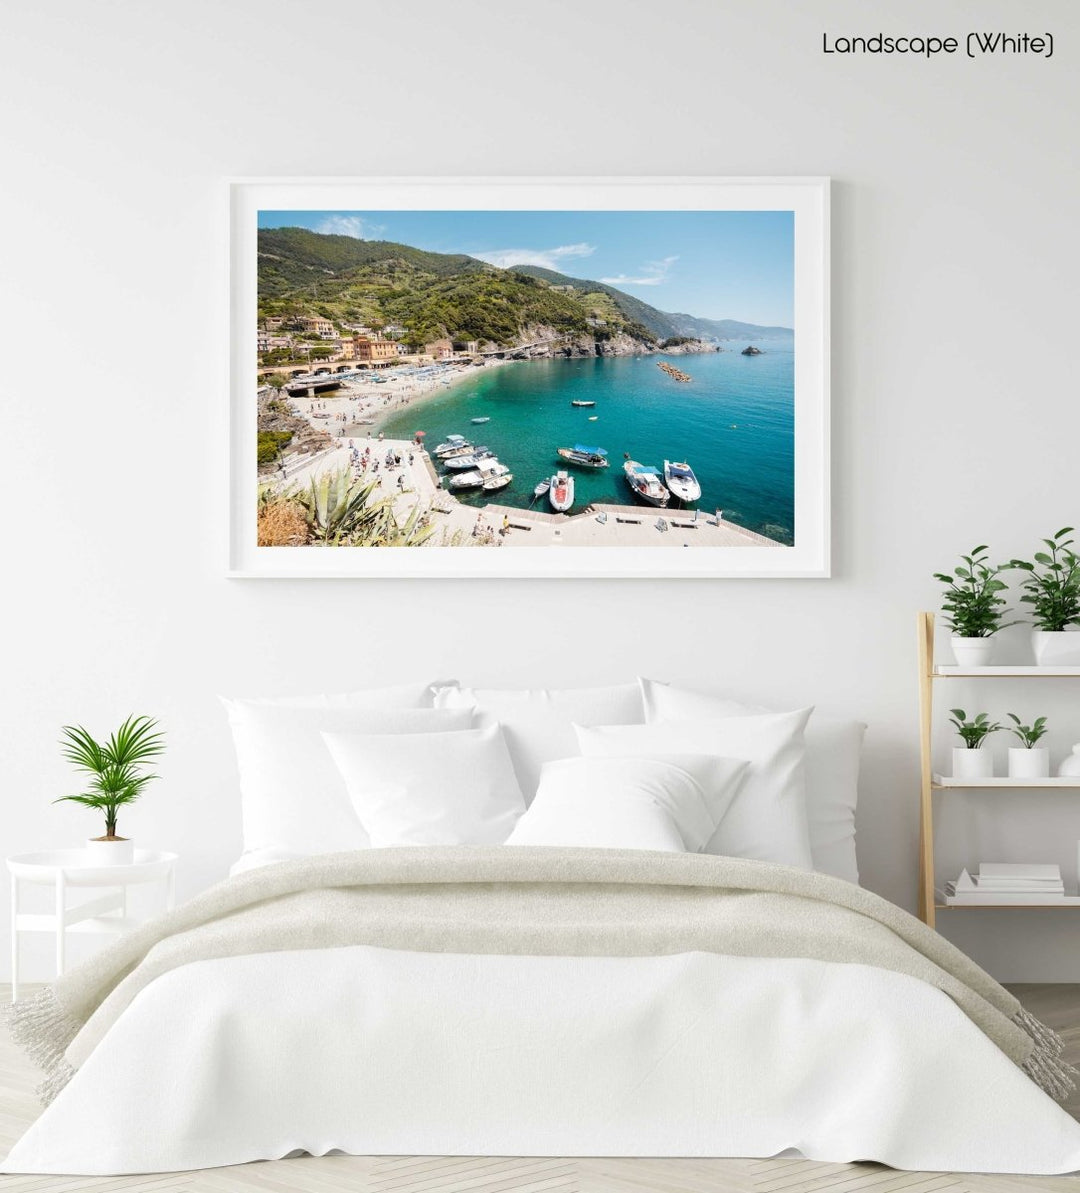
258,228,791,350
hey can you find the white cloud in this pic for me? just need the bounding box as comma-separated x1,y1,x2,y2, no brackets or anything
472,242,596,271
315,214,383,239
600,255,679,286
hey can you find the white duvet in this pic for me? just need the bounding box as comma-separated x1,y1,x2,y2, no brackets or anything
6,945,1080,1176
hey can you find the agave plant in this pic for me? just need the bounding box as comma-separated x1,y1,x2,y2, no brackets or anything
299,470,435,547
54,715,165,839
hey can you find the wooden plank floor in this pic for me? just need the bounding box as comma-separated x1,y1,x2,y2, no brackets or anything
1,984,1078,1192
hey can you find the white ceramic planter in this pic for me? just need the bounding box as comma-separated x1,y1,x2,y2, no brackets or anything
953,747,994,780
1008,747,1050,779
1032,629,1080,666
951,636,994,667
84,837,135,866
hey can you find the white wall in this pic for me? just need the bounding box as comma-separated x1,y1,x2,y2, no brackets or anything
2,0,1077,981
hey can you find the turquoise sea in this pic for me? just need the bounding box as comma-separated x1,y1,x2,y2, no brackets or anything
380,346,795,544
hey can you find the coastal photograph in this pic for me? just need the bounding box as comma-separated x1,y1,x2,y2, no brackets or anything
252,204,800,559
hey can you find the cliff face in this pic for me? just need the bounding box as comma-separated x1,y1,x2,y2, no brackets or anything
257,392,331,473
512,327,717,359
660,338,720,356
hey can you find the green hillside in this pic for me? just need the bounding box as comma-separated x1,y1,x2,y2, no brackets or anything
509,265,682,339
258,229,658,349
257,228,790,351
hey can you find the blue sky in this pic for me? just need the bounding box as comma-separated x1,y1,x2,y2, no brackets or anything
258,209,794,327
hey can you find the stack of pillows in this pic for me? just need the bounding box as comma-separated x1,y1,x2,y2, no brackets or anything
222,679,865,883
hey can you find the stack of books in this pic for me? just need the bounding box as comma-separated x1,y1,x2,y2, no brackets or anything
941,863,1072,905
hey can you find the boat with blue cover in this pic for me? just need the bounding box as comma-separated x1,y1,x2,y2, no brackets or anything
623,459,670,507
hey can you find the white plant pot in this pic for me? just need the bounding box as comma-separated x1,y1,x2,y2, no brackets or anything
1008,747,1050,779
1032,629,1080,666
84,837,134,866
953,747,994,780
951,636,994,667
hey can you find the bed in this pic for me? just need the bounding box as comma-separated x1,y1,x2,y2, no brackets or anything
5,679,1080,1177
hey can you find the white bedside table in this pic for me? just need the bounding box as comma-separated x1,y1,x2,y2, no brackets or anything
8,849,177,1001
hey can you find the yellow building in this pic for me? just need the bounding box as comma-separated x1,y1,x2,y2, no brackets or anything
353,335,398,362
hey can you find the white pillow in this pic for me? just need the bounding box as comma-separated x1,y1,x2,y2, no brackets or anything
222,700,473,856
433,683,645,800
324,723,526,847
505,755,749,852
639,678,865,883
575,708,813,869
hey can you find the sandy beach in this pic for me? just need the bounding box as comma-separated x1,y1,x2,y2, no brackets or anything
264,360,784,550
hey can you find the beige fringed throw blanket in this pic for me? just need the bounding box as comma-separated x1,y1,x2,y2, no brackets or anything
8,846,1076,1105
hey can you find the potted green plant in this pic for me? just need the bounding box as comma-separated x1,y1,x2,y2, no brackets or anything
1006,714,1050,779
55,715,165,865
948,709,1001,780
933,546,1016,667
1009,528,1080,666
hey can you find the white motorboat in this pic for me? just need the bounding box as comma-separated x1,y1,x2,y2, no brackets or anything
532,479,551,503
470,416,491,424
442,449,494,471
437,442,476,461
548,470,575,513
482,472,512,492
556,444,609,470
434,434,469,455
449,461,511,490
663,459,702,503
623,459,670,507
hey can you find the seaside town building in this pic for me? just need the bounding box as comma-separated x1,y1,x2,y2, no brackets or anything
284,315,337,339
425,337,454,360
353,335,398,362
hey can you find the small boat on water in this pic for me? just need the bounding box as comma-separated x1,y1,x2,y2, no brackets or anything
442,449,494,471
532,479,551,502
549,470,575,513
434,434,468,455
588,416,598,421
570,400,596,408
470,416,491,424
437,443,477,461
450,461,511,491
663,459,702,503
556,444,609,470
482,472,512,492
623,459,670,507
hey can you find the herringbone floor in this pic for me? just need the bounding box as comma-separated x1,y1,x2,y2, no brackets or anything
1,984,1077,1193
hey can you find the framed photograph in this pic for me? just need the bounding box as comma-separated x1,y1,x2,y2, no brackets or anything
229,177,829,578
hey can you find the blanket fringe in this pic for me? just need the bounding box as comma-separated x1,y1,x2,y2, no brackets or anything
1014,1006,1077,1101
3,987,80,1106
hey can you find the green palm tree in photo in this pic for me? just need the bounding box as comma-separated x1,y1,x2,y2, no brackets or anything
54,715,165,840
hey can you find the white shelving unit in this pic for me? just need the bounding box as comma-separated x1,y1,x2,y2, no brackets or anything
932,775,1080,789
918,612,1080,927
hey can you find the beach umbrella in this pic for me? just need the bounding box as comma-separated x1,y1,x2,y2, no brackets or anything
414,430,426,437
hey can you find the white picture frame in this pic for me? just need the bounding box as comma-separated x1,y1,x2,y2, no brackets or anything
229,176,830,578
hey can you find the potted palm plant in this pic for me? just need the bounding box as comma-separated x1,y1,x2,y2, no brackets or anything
1009,528,1080,665
55,715,165,865
949,709,1001,780
934,546,1016,667
1006,714,1050,779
